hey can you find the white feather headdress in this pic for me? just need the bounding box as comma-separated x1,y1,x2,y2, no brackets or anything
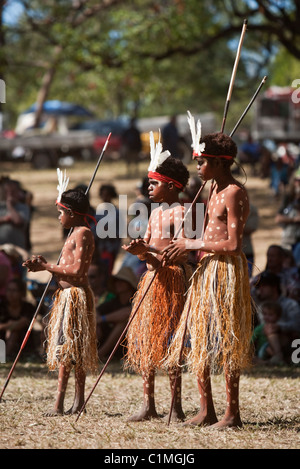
187,110,205,156
148,130,170,172
56,168,69,202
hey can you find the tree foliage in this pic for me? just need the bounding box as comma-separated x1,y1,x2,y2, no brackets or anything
1,0,299,129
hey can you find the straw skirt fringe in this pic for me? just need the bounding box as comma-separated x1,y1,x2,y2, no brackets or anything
164,253,254,376
124,264,191,374
46,286,99,373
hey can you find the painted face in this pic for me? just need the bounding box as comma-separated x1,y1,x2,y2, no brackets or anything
193,155,215,181
57,205,73,229
148,178,168,202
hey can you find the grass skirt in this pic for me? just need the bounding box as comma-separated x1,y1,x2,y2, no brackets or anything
45,286,99,373
164,253,254,376
124,264,191,374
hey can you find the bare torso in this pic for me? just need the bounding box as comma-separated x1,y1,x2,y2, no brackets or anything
201,181,249,253
144,204,186,269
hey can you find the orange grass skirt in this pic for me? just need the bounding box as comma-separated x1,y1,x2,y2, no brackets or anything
124,264,191,374
45,286,99,373
164,253,254,376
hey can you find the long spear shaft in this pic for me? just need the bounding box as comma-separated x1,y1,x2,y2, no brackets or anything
229,76,267,137
167,75,267,425
0,133,111,402
220,19,247,133
75,180,208,421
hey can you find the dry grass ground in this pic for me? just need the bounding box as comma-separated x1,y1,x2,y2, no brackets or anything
0,159,299,450
0,361,299,450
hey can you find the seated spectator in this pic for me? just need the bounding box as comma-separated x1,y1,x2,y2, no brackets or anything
0,243,27,281
253,271,300,362
0,248,13,300
88,259,116,309
252,301,286,365
275,170,300,259
96,266,138,360
95,183,121,275
251,244,296,298
0,177,31,251
286,279,300,305
0,278,37,360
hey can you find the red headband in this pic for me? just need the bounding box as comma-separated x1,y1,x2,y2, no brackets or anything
148,171,184,189
194,152,234,160
56,201,97,228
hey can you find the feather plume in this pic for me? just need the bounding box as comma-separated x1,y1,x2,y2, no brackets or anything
187,111,205,156
56,168,69,202
148,130,170,172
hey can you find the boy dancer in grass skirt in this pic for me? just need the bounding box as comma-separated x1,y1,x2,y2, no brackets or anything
122,133,191,422
23,172,98,416
163,131,254,429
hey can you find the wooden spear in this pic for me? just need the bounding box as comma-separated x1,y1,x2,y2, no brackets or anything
220,19,247,133
166,75,268,425
0,133,111,402
75,179,208,422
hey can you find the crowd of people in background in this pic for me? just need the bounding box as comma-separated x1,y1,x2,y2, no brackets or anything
1,129,300,370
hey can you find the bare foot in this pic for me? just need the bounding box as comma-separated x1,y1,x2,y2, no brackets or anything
183,411,218,427
65,405,86,415
43,408,64,417
210,414,242,430
127,406,159,422
165,407,186,423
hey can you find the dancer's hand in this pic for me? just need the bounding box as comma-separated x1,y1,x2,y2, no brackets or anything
23,255,47,272
162,239,189,264
122,239,149,256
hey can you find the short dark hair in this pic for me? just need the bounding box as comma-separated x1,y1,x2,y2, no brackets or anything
60,189,90,214
201,132,237,159
255,271,281,294
261,300,282,318
99,184,118,199
155,156,189,189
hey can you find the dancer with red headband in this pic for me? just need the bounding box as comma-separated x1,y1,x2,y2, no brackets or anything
122,132,190,422
163,130,254,429
23,172,98,416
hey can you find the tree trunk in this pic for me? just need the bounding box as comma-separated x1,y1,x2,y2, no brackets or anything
33,45,63,129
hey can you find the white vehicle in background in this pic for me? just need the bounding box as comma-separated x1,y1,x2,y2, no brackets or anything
0,100,97,169
252,85,300,144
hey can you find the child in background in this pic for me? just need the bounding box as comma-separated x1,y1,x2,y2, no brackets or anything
252,301,285,365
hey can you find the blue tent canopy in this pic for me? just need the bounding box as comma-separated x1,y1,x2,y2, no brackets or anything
23,100,94,117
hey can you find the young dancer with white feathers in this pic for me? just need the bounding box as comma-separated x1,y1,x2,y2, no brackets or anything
122,132,191,422
23,170,98,416
163,113,253,429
